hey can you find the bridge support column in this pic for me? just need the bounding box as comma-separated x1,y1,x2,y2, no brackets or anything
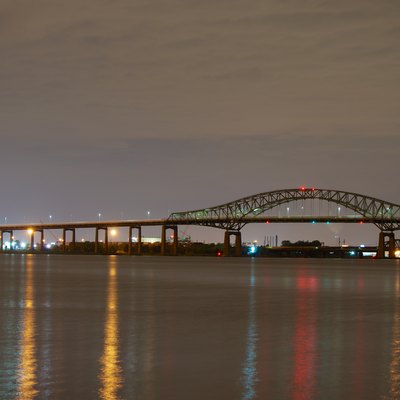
62,228,76,253
30,230,35,253
161,225,166,255
172,226,178,256
71,229,76,252
5,231,14,252
10,231,14,252
224,231,242,257
389,233,396,259
104,228,109,254
137,227,142,255
0,231,3,252
129,226,142,255
377,231,397,259
129,227,133,255
95,228,99,254
62,229,67,253
39,230,45,252
161,225,178,256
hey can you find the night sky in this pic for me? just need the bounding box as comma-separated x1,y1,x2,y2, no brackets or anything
1,0,399,245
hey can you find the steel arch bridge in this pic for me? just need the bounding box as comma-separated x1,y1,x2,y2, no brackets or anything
168,188,400,232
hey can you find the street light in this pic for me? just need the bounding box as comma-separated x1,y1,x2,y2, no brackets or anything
98,213,102,221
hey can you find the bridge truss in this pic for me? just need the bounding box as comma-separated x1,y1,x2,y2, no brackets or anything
168,188,400,232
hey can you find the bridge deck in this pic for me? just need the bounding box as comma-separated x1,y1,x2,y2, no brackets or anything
0,216,398,232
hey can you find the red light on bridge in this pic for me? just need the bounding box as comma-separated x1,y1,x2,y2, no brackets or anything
300,186,306,191
266,220,270,224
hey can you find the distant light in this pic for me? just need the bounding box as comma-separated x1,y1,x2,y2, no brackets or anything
217,251,222,257
110,229,117,237
20,242,27,249
395,250,400,258
360,221,364,224
326,221,330,224
350,250,356,256
27,228,34,235
312,220,316,224
248,245,257,254
360,244,365,248
265,220,270,224
300,186,306,191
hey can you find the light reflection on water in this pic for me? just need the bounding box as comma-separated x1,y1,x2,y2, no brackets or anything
291,271,317,400
17,256,38,400
1,256,400,399
387,271,400,400
241,261,258,400
99,257,123,400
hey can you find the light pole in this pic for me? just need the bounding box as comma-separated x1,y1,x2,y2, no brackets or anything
98,213,102,222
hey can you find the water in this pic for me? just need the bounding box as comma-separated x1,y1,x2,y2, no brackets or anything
0,255,400,400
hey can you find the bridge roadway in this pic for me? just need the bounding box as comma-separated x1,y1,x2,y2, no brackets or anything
1,187,399,258
0,215,399,258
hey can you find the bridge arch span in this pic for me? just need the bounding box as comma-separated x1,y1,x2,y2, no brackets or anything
169,188,400,232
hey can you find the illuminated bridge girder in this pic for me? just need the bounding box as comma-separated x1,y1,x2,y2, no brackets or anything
168,188,400,231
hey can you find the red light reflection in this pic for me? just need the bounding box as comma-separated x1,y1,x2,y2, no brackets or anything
291,273,318,400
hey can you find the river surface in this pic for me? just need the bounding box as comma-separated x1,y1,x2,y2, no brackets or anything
0,255,400,400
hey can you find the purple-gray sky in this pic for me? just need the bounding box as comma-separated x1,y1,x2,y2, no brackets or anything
1,0,399,245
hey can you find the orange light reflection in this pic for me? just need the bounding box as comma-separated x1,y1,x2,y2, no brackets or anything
17,258,38,400
99,261,123,400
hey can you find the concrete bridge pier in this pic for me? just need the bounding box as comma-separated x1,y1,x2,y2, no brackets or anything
161,225,178,256
224,231,242,257
377,231,396,259
0,230,6,251
62,228,76,253
129,226,142,255
70,229,76,252
95,227,108,254
0,230,13,251
0,230,8,251
30,230,35,252
40,230,45,251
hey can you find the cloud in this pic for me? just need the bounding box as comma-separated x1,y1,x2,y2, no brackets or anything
0,0,398,237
